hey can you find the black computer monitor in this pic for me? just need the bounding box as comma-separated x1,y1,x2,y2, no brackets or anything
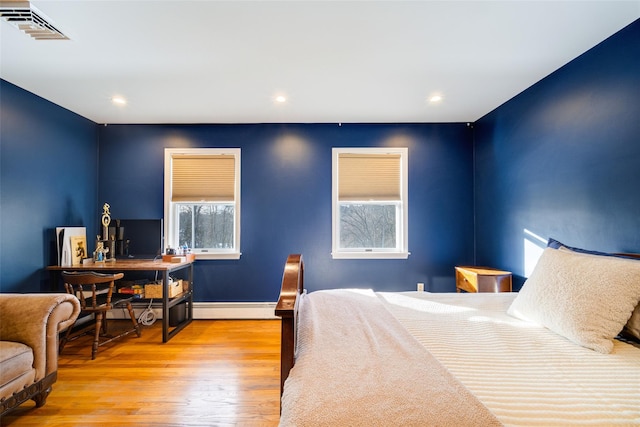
116,219,163,259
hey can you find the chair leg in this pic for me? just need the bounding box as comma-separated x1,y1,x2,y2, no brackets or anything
126,302,142,337
92,312,103,360
59,321,74,354
102,316,109,335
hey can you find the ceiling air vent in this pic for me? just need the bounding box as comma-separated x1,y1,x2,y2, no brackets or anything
0,1,68,40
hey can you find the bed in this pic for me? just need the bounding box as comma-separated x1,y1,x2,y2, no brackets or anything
275,243,640,426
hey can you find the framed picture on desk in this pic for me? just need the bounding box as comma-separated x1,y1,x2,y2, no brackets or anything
70,235,87,266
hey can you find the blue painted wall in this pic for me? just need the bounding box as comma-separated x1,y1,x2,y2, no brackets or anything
474,19,640,289
98,123,474,301
0,80,98,292
3,19,637,299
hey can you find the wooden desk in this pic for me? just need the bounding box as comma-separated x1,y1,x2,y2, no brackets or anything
455,266,512,293
48,259,194,342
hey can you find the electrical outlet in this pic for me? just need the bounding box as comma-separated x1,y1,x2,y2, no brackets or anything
417,282,424,292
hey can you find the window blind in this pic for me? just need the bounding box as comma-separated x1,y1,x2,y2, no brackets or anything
338,153,401,201
171,154,236,202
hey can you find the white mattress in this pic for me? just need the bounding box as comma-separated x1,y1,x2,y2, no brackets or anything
378,291,640,426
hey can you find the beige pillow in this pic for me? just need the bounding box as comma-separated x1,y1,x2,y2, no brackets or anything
507,247,640,353
555,243,640,341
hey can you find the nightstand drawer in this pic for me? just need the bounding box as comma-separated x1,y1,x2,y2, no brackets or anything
455,266,512,293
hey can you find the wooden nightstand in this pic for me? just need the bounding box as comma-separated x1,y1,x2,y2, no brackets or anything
455,266,512,293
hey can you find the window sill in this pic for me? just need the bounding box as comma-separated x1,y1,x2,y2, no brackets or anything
194,252,242,260
331,251,410,260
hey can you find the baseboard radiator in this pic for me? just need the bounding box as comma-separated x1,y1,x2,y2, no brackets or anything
107,302,277,320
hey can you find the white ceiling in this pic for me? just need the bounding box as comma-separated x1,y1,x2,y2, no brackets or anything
1,1,638,124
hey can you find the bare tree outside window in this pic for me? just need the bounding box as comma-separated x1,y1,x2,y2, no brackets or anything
178,204,235,249
339,204,396,249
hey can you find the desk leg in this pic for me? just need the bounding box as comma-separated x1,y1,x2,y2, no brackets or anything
159,263,194,343
165,264,194,342
187,263,194,322
162,270,170,343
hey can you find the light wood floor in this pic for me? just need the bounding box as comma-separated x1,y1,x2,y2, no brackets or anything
1,320,281,427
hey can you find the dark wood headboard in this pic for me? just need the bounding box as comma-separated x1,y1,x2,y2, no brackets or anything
275,254,304,397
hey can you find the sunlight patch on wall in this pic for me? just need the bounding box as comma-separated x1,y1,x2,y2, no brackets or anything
523,229,546,277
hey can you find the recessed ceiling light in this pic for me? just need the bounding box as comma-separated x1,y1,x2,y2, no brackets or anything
275,95,287,103
429,95,443,103
111,96,127,106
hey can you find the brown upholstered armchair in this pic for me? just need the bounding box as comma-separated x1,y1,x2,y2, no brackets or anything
0,293,80,416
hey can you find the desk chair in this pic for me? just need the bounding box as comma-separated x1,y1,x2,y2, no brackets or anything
60,271,141,359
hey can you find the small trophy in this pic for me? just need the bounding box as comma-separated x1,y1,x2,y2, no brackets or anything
101,202,111,240
95,202,115,262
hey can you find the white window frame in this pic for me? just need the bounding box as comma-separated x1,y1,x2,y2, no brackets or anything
164,148,241,260
332,147,409,259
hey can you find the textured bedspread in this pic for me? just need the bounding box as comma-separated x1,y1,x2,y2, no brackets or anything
280,289,502,427
379,292,640,426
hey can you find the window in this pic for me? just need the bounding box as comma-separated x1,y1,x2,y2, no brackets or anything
332,147,409,259
164,148,241,260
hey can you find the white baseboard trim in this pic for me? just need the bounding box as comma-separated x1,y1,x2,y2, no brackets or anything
108,301,278,320
194,302,277,319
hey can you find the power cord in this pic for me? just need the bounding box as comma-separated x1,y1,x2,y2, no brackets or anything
138,298,157,326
